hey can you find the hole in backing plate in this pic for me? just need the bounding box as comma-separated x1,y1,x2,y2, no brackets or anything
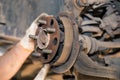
38,22,46,27
53,38,58,45
50,19,54,26
43,54,48,59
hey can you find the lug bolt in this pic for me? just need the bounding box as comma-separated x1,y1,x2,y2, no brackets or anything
32,52,41,57
44,28,56,33
42,49,52,54
38,19,47,25
29,35,38,40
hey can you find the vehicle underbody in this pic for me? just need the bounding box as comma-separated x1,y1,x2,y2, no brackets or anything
0,0,120,80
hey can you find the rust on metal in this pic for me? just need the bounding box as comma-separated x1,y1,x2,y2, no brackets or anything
53,16,73,66
35,16,60,63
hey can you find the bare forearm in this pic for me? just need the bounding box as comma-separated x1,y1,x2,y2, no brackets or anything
0,13,46,80
0,42,32,80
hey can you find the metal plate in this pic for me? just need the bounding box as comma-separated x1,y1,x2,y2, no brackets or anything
36,17,60,63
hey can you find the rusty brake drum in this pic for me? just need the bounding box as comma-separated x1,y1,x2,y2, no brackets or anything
33,13,80,73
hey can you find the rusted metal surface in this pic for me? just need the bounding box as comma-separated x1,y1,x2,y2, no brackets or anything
35,16,60,63
52,14,80,73
53,16,74,66
30,12,81,74
74,50,119,79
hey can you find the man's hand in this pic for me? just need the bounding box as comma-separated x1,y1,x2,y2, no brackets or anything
20,13,49,52
0,13,49,80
